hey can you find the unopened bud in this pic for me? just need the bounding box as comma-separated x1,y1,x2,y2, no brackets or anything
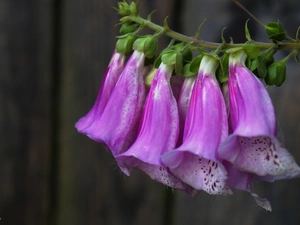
265,61,286,86
265,21,287,42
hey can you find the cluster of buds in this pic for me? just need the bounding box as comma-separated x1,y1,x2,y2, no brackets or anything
76,1,300,211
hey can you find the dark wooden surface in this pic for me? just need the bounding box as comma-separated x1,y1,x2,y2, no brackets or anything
0,0,299,225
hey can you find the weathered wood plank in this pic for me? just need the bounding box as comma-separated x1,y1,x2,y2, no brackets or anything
0,0,53,224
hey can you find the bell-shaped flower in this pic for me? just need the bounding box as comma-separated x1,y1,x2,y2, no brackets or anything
218,50,300,179
161,56,232,195
176,76,196,146
75,51,125,132
83,50,149,156
116,63,193,193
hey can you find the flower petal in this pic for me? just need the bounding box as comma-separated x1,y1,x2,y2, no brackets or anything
84,51,148,156
75,51,125,132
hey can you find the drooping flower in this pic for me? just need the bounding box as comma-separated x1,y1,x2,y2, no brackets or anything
218,50,300,180
83,50,150,156
116,63,194,193
176,76,196,146
75,51,125,132
161,56,232,195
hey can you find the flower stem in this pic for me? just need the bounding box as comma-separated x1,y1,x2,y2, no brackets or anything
126,15,300,51
232,0,266,28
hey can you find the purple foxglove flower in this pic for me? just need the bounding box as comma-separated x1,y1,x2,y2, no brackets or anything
116,63,194,193
224,161,272,211
176,76,196,146
75,51,125,132
83,50,149,156
219,50,300,179
161,56,232,195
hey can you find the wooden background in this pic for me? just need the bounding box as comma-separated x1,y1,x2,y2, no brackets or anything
0,0,299,225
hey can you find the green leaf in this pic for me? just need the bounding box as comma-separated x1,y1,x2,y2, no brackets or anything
221,27,227,46
245,19,252,41
195,19,207,39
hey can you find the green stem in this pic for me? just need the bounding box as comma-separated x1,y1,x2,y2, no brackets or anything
127,15,300,51
232,0,266,27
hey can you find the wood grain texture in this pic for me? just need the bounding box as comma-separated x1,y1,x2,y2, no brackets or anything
0,0,299,224
0,0,53,224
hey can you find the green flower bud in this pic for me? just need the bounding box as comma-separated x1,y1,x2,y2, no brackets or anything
143,37,158,58
133,36,158,59
250,52,274,78
119,22,137,35
161,50,183,74
116,34,136,56
265,61,286,86
173,43,193,63
117,1,131,16
129,2,138,16
265,21,287,42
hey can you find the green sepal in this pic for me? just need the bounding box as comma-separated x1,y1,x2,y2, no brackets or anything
265,21,287,42
175,53,183,74
226,47,243,54
189,55,203,74
216,53,229,83
296,26,300,40
129,2,138,16
161,51,177,65
250,51,274,79
116,34,136,56
294,50,300,66
242,44,260,59
245,19,252,41
221,27,227,46
133,36,158,58
144,37,158,58
173,42,193,63
265,61,286,86
116,1,131,16
182,63,197,77
195,19,207,39
119,22,138,35
161,51,183,74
